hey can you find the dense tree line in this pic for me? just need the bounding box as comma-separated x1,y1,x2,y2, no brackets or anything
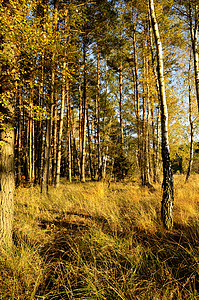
0,0,198,247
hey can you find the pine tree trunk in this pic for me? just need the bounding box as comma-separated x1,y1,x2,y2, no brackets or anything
145,50,151,185
0,1,15,246
16,89,22,187
52,98,57,185
66,78,72,183
87,108,94,180
0,101,15,249
149,18,160,182
142,44,150,186
132,14,143,183
119,60,124,147
96,50,102,180
56,62,66,187
70,109,80,178
149,0,174,229
29,108,33,182
35,71,43,185
81,35,87,182
41,115,51,194
186,54,194,182
151,101,158,182
78,62,82,177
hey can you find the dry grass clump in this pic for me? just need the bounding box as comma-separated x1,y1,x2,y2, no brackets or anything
1,175,199,299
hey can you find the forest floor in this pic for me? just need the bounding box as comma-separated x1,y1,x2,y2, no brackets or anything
1,175,199,299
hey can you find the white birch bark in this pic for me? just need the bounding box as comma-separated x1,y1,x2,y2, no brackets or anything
149,0,174,229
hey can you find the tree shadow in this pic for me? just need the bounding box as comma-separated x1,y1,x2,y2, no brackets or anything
35,209,199,298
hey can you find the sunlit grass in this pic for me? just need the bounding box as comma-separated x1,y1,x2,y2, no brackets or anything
1,175,199,299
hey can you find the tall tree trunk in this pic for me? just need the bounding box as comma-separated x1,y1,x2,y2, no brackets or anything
149,0,174,229
0,101,15,249
52,96,58,185
87,108,94,180
101,57,108,180
78,62,82,177
16,88,22,187
0,1,15,248
189,1,199,111
35,58,44,185
56,63,66,187
56,4,67,187
70,106,80,178
142,31,150,186
41,112,51,194
96,49,102,179
132,13,142,183
66,77,72,182
29,104,33,181
80,34,87,182
151,100,158,182
119,60,124,147
186,53,194,182
149,16,160,182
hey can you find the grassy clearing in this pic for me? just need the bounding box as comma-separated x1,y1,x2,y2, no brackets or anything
1,175,199,299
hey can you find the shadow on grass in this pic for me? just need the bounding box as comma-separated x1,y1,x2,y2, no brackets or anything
34,210,199,299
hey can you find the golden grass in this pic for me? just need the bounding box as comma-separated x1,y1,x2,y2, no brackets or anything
1,175,199,299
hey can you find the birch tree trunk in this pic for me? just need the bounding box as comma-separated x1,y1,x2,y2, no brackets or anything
149,0,174,229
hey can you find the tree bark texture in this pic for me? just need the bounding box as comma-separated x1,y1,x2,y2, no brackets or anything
149,0,174,229
186,54,194,182
80,34,87,182
119,60,124,147
96,50,102,180
132,15,142,183
56,62,66,187
0,102,15,249
0,1,15,249
189,1,199,111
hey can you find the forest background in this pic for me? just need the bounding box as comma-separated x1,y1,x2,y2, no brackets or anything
1,0,199,298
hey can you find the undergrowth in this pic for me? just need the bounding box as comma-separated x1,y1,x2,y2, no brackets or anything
1,175,199,299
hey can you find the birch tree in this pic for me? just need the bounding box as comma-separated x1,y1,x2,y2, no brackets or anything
149,0,174,229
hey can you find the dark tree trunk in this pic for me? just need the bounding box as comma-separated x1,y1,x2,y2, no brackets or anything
80,34,87,182
96,49,102,180
189,1,199,111
132,14,143,183
16,88,22,187
119,60,124,147
186,54,194,182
